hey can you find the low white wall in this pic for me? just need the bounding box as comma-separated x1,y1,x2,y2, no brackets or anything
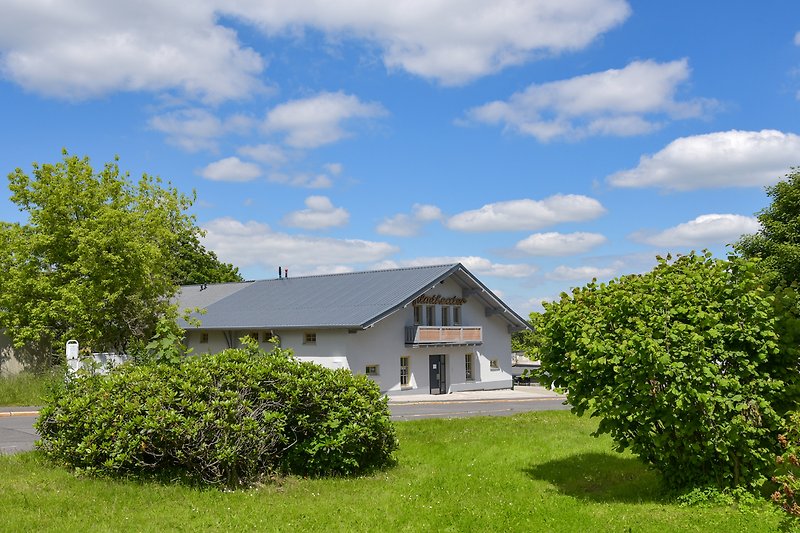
0,331,24,377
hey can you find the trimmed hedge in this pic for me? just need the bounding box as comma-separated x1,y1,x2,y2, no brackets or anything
35,344,397,487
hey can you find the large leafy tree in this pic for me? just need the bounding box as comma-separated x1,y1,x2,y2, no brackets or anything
512,311,543,358
737,168,800,289
0,151,233,357
171,230,242,286
537,252,800,490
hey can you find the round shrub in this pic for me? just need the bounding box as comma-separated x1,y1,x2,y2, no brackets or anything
36,345,397,487
537,252,800,490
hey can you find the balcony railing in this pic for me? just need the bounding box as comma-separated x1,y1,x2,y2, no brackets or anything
405,326,483,346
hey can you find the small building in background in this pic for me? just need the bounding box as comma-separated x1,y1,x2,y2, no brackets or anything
176,263,530,395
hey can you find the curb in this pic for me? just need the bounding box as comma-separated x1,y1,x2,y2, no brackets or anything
0,411,39,418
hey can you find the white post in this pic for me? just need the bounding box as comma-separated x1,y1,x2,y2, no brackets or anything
66,340,80,374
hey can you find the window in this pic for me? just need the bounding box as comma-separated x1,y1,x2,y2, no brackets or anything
426,305,436,326
441,306,450,326
490,359,500,371
365,364,380,376
200,332,209,344
400,357,410,388
413,305,423,325
304,332,317,345
263,332,281,346
453,306,462,326
465,353,474,381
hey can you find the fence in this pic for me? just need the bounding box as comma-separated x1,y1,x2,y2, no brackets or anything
66,340,129,375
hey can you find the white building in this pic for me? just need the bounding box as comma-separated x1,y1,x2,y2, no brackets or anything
177,263,530,395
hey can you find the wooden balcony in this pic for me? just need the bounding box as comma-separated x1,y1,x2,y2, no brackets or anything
405,326,483,346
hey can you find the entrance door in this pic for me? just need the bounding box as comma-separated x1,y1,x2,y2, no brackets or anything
429,354,446,395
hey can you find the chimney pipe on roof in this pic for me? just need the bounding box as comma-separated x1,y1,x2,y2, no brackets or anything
278,266,282,278
285,267,289,278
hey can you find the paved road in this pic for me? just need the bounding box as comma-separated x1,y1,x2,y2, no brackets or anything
0,412,38,455
389,397,570,421
0,394,570,454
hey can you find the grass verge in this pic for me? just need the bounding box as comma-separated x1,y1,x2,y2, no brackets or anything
0,411,783,532
0,370,61,406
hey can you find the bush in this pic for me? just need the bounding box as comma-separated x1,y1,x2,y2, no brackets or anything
537,252,800,491
772,412,800,525
35,344,397,487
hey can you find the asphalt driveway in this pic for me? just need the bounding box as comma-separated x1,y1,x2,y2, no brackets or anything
0,408,39,454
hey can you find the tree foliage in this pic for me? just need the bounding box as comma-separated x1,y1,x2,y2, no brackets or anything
537,252,800,490
171,230,242,286
737,168,800,289
36,339,398,487
771,411,800,526
0,151,233,356
512,311,543,358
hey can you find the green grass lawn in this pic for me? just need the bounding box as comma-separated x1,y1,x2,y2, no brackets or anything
0,411,784,532
0,371,61,406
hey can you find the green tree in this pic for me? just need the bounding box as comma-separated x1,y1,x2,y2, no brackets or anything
537,252,800,490
0,151,202,357
171,230,242,286
737,168,800,289
512,311,543,358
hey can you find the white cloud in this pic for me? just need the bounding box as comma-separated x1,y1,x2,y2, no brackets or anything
149,108,254,152
547,265,617,281
376,215,417,237
223,0,630,86
263,92,387,148
414,204,444,222
199,157,261,182
631,214,760,248
447,195,605,232
324,163,343,176
0,1,265,102
237,143,288,166
299,265,357,276
608,130,800,190
374,256,537,279
282,196,350,230
377,204,444,237
0,1,630,100
515,232,607,256
517,296,554,313
465,59,713,141
201,217,397,268
795,31,800,46
268,172,333,189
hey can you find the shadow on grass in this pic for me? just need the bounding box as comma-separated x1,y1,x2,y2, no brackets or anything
524,452,664,504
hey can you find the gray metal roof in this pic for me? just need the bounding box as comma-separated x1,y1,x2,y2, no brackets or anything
176,263,530,331
176,281,254,310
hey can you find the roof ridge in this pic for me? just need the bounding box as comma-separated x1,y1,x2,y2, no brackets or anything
246,263,459,283
181,280,255,288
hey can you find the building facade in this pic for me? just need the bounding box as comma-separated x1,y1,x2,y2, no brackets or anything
178,264,530,395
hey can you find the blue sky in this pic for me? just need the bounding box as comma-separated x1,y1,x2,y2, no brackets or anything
1,1,799,316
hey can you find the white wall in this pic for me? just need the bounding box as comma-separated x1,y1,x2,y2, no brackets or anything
0,331,24,377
